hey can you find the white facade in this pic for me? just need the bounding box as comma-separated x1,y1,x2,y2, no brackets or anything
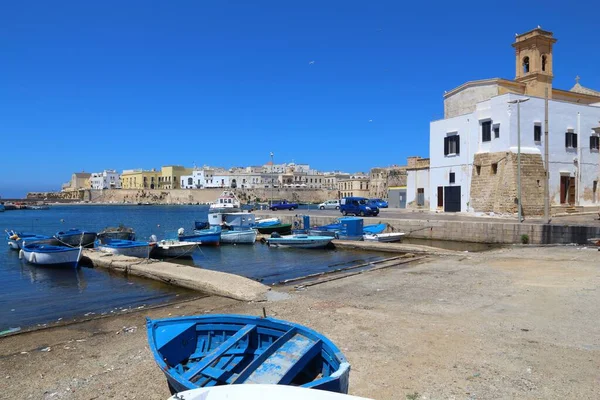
430,92,600,212
90,170,121,190
406,169,430,208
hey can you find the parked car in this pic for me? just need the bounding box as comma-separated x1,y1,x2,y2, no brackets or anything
340,197,379,217
269,200,299,211
369,198,388,208
318,199,340,210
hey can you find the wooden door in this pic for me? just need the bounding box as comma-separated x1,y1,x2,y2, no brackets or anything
568,177,575,205
560,176,568,204
437,186,443,208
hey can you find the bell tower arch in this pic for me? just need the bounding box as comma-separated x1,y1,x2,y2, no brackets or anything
512,27,557,98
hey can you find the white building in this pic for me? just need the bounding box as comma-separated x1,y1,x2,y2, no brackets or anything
429,28,600,214
406,157,430,209
90,170,121,190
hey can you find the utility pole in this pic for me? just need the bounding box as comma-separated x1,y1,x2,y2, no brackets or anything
270,152,274,207
544,88,550,222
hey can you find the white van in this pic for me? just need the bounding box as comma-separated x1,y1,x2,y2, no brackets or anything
318,199,340,210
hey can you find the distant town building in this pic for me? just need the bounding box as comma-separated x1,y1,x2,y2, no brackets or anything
89,170,121,190
61,172,92,192
430,27,600,214
120,169,160,189
369,166,407,200
406,157,430,209
338,176,370,198
157,166,193,190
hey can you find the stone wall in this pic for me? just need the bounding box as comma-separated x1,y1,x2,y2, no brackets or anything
470,152,545,216
369,167,407,198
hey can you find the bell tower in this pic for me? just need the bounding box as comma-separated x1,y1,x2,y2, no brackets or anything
512,27,557,98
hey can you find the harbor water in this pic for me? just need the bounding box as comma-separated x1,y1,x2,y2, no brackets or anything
1,205,390,332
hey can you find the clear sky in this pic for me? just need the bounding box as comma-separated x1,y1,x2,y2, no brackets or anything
1,0,599,198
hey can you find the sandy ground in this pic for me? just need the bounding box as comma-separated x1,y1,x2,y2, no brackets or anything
1,245,599,400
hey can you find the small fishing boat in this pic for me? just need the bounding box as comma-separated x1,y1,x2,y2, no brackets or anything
178,226,222,246
19,243,82,268
27,205,50,210
0,204,5,212
209,191,242,212
5,230,54,250
55,229,97,248
267,234,334,249
97,226,136,243
255,217,280,227
363,232,405,243
151,240,198,258
97,239,152,258
147,314,350,395
363,223,387,234
220,228,257,244
168,385,371,400
256,223,293,235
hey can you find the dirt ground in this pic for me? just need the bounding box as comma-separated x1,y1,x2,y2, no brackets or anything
1,245,599,400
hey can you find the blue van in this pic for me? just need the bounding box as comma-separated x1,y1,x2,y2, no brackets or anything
340,197,379,217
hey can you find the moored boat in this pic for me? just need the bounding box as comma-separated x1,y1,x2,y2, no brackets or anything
97,239,152,258
55,229,97,248
98,226,136,243
178,226,222,246
151,240,198,258
256,223,293,235
209,191,242,213
220,228,257,244
267,234,334,249
19,243,82,268
147,314,350,395
5,230,54,250
363,232,405,243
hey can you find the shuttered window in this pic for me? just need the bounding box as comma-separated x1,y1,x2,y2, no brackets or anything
444,135,460,156
482,121,492,142
534,125,542,142
591,135,600,150
565,131,577,148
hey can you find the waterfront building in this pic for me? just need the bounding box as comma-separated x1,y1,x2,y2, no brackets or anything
368,166,407,200
338,175,370,198
158,166,193,190
430,27,600,214
89,170,121,190
120,169,160,189
406,157,430,209
61,172,92,192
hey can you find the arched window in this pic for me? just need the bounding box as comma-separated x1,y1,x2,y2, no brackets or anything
541,54,547,71
523,56,530,73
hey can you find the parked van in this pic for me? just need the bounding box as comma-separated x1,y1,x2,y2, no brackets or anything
340,197,379,217
318,199,340,210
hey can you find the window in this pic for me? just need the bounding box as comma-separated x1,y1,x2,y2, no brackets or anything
565,131,577,148
491,163,498,175
523,56,530,73
541,55,547,72
476,165,481,175
534,124,542,142
493,124,500,139
590,135,600,151
444,134,460,155
482,121,492,142
449,172,455,184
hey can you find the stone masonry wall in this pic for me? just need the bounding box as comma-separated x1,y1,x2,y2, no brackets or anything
470,152,545,216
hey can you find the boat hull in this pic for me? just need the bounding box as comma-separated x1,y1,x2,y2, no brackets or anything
181,227,222,245
152,241,198,258
98,231,136,243
55,231,97,248
220,229,257,244
169,385,371,400
98,240,152,258
363,233,405,243
267,235,334,249
147,314,350,395
257,223,293,235
20,245,82,268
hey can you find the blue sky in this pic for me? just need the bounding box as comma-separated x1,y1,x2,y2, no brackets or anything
1,0,599,198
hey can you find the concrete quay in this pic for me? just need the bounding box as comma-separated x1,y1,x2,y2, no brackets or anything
82,249,270,302
258,209,600,244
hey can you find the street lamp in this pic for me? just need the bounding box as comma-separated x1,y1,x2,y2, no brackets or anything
508,97,530,222
270,152,274,207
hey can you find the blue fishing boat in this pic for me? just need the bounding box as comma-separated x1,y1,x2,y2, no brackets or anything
267,234,334,249
0,204,4,212
97,239,152,258
5,230,54,250
55,229,97,248
19,243,82,268
178,226,222,246
362,223,387,234
146,314,350,395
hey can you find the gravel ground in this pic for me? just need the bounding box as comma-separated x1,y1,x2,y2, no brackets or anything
1,245,599,400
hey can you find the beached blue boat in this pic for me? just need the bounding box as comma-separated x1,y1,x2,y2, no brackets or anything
19,243,82,268
55,228,97,248
147,314,350,395
97,239,152,258
267,234,334,249
178,226,222,246
362,223,387,234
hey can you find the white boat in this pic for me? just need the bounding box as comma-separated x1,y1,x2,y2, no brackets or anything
220,228,257,244
168,385,372,400
267,234,334,249
97,239,152,258
209,211,256,227
19,244,82,268
209,191,241,212
151,240,198,258
363,232,406,243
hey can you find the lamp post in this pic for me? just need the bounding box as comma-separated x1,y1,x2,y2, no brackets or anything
270,152,274,207
508,97,529,222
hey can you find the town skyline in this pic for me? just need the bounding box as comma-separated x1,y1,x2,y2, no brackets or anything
2,2,599,198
